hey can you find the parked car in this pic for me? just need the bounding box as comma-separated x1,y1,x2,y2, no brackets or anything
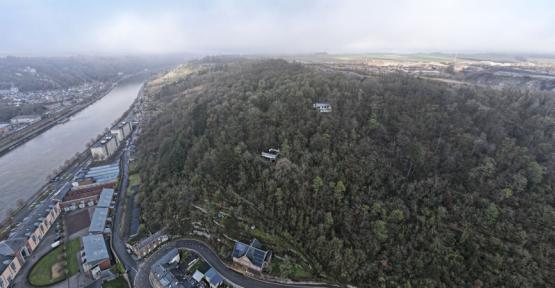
51,241,61,248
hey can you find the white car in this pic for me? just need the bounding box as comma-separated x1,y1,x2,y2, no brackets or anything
51,241,61,248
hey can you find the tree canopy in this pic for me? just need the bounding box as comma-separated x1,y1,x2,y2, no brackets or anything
137,59,555,287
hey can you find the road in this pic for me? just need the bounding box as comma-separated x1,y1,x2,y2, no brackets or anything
134,239,336,288
111,147,139,280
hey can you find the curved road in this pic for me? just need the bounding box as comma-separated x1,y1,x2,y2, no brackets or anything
135,239,336,288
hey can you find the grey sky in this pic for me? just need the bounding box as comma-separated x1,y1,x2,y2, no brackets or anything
1,0,554,55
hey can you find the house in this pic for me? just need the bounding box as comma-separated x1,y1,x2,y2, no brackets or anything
81,234,111,279
192,270,204,282
204,267,223,288
312,102,332,113
131,231,169,258
261,148,280,161
231,239,272,272
10,114,41,125
149,248,184,288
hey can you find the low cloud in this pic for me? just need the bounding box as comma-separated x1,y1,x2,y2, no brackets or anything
2,0,555,55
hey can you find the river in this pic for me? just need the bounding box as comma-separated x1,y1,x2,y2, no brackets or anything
0,82,142,221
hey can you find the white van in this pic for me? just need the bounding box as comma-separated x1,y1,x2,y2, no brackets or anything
51,241,61,248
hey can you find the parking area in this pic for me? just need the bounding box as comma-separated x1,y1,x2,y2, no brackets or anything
65,207,92,239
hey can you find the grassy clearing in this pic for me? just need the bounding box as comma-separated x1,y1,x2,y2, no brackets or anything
28,238,81,286
269,257,313,281
28,246,65,286
127,174,140,196
102,276,129,288
66,238,81,275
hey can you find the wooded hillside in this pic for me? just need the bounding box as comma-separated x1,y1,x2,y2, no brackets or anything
137,59,554,287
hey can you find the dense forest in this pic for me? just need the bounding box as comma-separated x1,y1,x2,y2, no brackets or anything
137,59,554,287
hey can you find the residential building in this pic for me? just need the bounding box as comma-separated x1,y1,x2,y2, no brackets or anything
90,142,109,162
81,234,111,279
149,248,183,288
312,102,332,113
110,121,132,145
120,121,132,138
231,239,272,272
103,134,118,156
90,134,119,162
0,198,62,287
204,268,223,288
130,231,169,258
10,114,41,125
110,127,124,145
0,239,27,288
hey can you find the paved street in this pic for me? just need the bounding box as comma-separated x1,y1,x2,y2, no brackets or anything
111,133,139,282
134,239,336,288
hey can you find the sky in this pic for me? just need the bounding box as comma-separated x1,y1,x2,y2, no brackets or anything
0,0,554,56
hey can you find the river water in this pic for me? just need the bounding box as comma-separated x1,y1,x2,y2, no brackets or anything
0,82,142,221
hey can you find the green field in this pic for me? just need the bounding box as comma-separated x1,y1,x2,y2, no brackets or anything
28,238,81,286
66,238,81,275
28,245,65,286
102,276,129,288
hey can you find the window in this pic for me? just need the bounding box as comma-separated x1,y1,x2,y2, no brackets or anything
10,261,16,271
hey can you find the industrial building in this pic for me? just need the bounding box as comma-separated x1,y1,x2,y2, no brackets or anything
9,114,41,125
89,207,111,235
96,188,114,208
81,234,111,280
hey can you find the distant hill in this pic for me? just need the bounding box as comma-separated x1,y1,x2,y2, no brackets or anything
136,59,554,287
0,55,185,92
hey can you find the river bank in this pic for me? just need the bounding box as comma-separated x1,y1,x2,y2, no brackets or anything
0,81,145,224
0,72,150,158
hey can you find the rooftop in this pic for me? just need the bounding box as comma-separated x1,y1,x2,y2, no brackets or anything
82,234,109,264
205,267,223,286
96,188,114,208
7,197,57,243
11,114,41,120
89,207,109,234
134,230,166,250
232,239,271,268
